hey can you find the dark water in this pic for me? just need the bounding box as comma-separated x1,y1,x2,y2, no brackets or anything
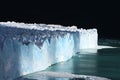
17,39,120,80
44,48,120,80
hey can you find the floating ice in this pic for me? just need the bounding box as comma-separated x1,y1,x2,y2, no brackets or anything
16,71,111,80
0,22,98,80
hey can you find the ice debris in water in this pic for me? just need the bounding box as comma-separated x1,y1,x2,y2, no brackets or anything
16,71,111,80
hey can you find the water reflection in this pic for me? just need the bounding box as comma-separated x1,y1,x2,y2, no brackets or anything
79,49,98,54
74,51,97,75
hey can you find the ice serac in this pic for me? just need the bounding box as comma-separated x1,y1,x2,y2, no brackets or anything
0,22,98,80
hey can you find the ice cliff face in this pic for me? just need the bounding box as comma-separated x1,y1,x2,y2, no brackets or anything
0,22,98,80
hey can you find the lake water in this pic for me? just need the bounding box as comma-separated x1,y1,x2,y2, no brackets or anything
17,39,120,80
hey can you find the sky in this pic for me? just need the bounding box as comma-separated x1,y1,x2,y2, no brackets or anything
0,1,120,39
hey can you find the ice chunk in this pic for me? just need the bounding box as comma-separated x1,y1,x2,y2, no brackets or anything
0,22,98,80
16,71,111,80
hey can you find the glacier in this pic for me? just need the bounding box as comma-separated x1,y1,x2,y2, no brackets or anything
0,22,98,80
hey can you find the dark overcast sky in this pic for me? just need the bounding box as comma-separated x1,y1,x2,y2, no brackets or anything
0,1,120,39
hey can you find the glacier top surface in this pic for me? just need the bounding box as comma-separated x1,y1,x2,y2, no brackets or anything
0,21,77,31
0,21,97,32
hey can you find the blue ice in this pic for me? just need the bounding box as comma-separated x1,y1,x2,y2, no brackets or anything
0,22,98,80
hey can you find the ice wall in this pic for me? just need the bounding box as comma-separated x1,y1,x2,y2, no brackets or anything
0,22,98,80
73,28,98,53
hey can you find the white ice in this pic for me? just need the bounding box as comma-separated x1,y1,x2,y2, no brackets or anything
0,22,98,80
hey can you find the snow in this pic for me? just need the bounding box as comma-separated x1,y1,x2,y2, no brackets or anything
0,22,98,80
